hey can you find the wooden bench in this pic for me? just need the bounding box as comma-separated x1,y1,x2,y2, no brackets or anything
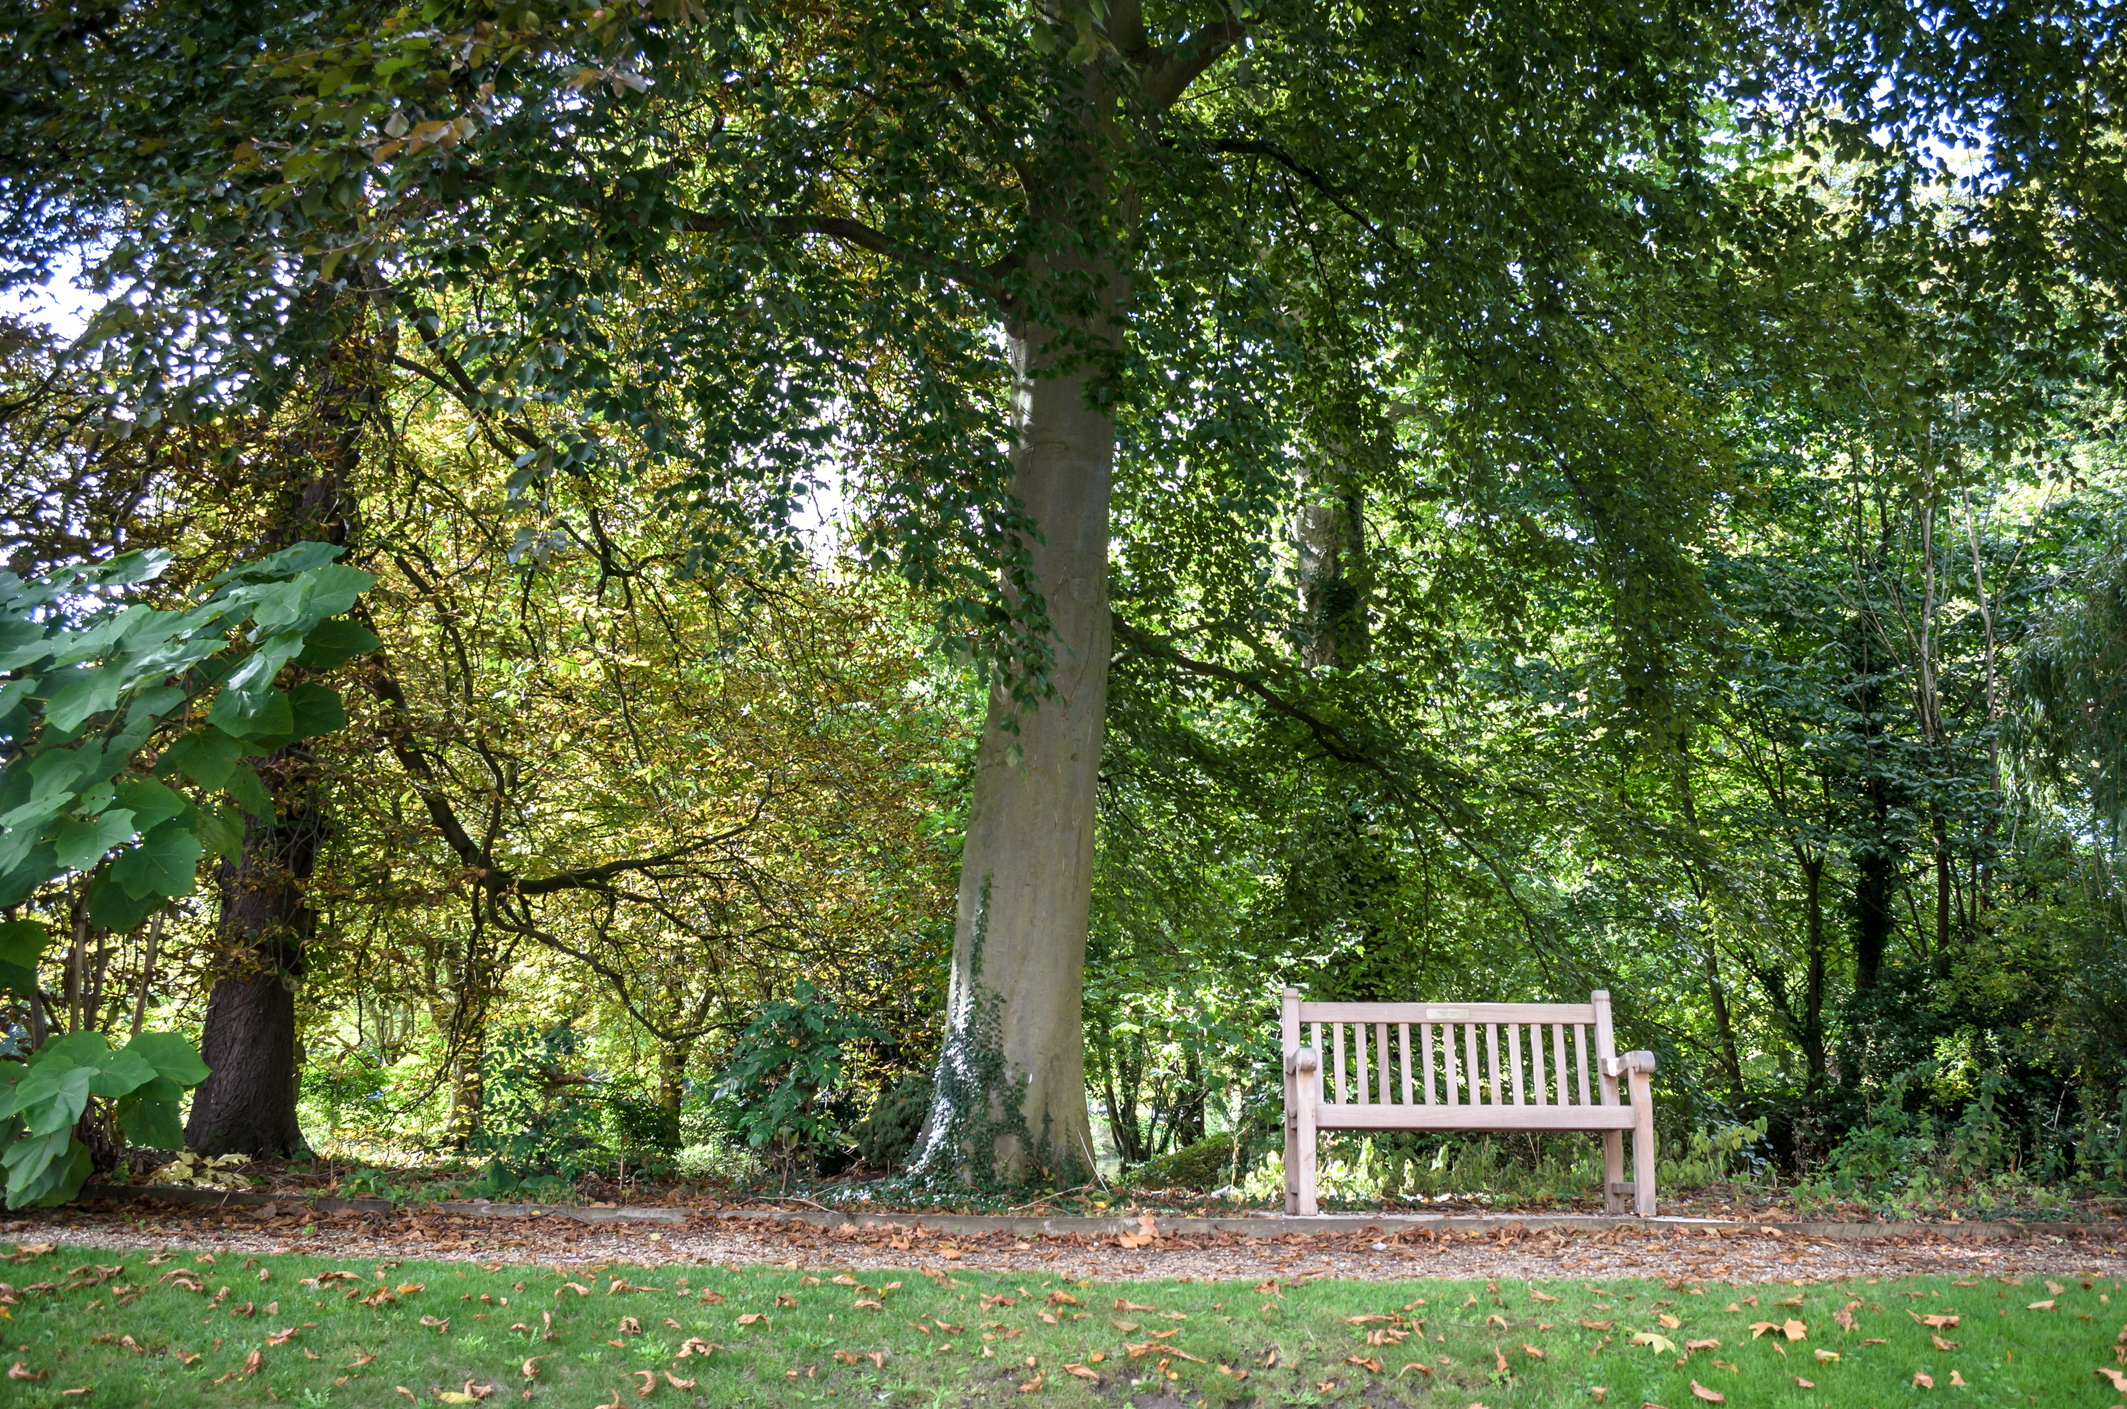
1280,987,1658,1217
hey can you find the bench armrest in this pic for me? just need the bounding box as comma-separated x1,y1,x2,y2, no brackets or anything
1285,1046,1320,1076
1599,1051,1658,1077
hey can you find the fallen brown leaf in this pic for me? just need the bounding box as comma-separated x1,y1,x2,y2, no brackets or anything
1790,1374,1814,1389
1531,1290,1560,1302
1658,1314,1681,1330
242,1350,262,1377
1345,1356,1383,1373
1932,1333,1958,1350
1913,1371,1934,1388
632,1369,656,1397
7,1362,45,1381
1522,1344,1546,1360
1017,1371,1042,1392
1581,1320,1614,1331
2027,1299,2056,1311
663,1373,697,1389
1684,1338,1719,1352
1690,1382,1725,1404
1065,1364,1100,1383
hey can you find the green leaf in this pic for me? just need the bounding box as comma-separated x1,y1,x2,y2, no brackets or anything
115,1081,185,1148
294,618,381,669
6,1063,92,1136
30,1030,109,1069
88,871,162,932
156,727,243,789
125,1031,210,1087
12,1134,89,1210
224,764,273,820
0,676,36,716
209,683,294,739
286,681,347,738
84,1045,158,1099
195,801,244,864
2,1128,75,1209
0,842,59,910
113,777,187,833
0,919,49,999
52,808,136,872
41,663,123,732
109,821,201,900
210,541,342,586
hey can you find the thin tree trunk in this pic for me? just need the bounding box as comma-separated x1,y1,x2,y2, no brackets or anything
658,1039,691,1146
1295,452,1368,669
1673,734,1744,1099
1800,854,1827,1087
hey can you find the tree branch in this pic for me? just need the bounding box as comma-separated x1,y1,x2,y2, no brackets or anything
1135,19,1248,112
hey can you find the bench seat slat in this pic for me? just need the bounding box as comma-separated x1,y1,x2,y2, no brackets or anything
1313,1103,1638,1132
1299,1001,1598,1025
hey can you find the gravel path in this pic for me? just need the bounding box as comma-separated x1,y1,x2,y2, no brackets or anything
9,1200,2124,1286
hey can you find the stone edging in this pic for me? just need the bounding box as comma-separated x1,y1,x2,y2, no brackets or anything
68,1183,2112,1243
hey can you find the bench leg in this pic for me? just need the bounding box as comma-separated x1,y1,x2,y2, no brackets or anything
1295,1089,1318,1217
1283,1067,1300,1215
1629,1067,1656,1218
1601,1131,1627,1215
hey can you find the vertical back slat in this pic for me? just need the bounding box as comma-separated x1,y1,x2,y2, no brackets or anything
1398,1023,1414,1106
1463,1024,1481,1105
1443,1021,1459,1106
1484,1023,1502,1105
1334,1022,1349,1105
1575,1024,1592,1107
1354,1021,1369,1104
1422,1022,1437,1105
1376,1023,1392,1105
1530,1016,1547,1105
1552,1024,1570,1105
1311,1022,1324,1101
1509,1024,1527,1105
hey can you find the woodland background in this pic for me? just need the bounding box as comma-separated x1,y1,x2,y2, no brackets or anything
1,0,2124,1215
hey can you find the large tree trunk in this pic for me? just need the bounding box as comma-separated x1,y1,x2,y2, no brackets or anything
187,314,380,1155
185,784,322,1156
922,294,1114,1183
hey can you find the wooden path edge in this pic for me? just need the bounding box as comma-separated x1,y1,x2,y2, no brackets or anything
62,1183,2120,1244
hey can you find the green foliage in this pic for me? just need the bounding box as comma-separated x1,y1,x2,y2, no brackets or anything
852,1073,934,1174
713,982,883,1180
0,544,374,909
473,1024,608,1182
0,1029,206,1208
1127,1134,1237,1193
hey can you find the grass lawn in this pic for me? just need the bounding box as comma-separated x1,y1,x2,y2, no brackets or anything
0,1239,2119,1408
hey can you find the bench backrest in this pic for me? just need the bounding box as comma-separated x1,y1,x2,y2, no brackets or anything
1281,990,1621,1112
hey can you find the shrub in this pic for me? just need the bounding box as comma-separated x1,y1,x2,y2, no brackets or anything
852,1074,933,1173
